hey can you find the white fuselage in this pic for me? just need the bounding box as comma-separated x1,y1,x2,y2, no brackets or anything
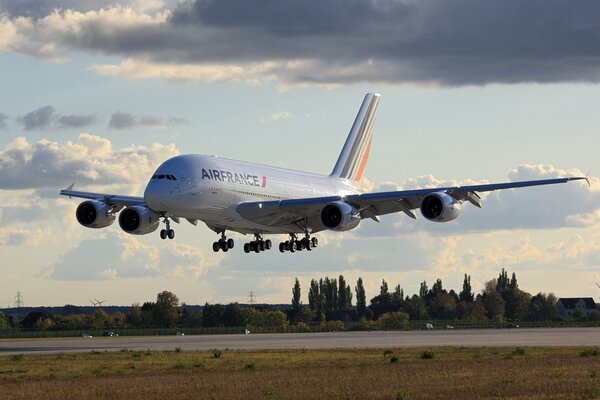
143,154,360,234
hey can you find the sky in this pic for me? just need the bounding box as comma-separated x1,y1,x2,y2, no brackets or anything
1,0,599,307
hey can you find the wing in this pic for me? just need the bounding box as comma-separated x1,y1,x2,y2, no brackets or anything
236,176,588,231
60,184,144,211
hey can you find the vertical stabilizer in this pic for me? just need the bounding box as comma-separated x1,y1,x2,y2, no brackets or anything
330,93,380,183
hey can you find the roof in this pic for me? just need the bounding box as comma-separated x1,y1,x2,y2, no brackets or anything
557,298,597,309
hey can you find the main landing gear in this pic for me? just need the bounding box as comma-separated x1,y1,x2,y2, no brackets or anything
212,232,234,252
279,234,318,253
243,234,272,254
159,218,175,240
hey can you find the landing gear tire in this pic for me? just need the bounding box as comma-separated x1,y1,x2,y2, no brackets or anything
227,238,234,249
279,234,318,253
244,243,251,253
265,240,272,250
160,218,174,240
212,242,220,252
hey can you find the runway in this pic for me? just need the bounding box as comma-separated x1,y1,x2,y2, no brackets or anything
1,328,599,356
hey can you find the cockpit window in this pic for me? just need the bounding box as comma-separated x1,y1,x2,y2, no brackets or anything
151,174,177,180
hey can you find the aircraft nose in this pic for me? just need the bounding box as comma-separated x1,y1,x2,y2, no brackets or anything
144,181,168,211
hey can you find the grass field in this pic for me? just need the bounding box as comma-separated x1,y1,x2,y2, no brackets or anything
1,347,600,399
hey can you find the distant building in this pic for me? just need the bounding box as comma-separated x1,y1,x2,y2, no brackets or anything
556,298,598,320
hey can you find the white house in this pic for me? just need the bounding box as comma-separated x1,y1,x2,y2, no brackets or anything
556,298,598,320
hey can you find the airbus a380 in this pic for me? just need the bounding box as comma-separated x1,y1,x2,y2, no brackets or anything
61,93,587,254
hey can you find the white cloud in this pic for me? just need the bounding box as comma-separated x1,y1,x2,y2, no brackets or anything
90,58,280,85
0,133,179,190
49,230,207,280
259,111,292,123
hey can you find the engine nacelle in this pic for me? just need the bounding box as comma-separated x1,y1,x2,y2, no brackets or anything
320,201,361,232
75,200,115,229
420,192,461,222
118,205,160,235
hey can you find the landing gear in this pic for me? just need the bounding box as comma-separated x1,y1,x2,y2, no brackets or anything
159,218,175,240
243,234,272,254
212,232,234,252
279,234,318,253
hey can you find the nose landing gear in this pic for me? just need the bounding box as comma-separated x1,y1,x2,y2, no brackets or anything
160,218,175,240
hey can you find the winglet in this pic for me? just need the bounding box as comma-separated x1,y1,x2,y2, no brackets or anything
61,183,76,198
585,171,592,187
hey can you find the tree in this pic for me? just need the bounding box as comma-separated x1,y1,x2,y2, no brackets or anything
292,278,302,314
483,291,505,321
419,281,429,299
128,303,143,327
509,272,518,290
431,279,444,297
152,291,179,328
393,284,404,301
0,311,8,331
109,312,126,328
380,279,389,296
404,295,430,320
245,309,288,330
528,293,558,321
428,292,457,320
321,277,338,318
496,268,509,292
369,292,393,319
338,275,352,310
223,303,244,327
355,278,367,318
459,274,474,303
308,279,323,317
375,312,410,330
202,303,225,327
92,309,108,329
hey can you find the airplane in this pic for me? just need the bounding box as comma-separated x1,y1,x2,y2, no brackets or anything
61,93,588,254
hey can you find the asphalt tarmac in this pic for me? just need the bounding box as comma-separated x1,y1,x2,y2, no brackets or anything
1,328,599,356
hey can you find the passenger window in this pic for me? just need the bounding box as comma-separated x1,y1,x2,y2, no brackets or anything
158,175,165,179
152,175,157,179
171,175,177,181
166,175,172,180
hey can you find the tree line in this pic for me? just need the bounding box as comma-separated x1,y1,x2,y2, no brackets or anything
1,268,598,332
292,268,574,324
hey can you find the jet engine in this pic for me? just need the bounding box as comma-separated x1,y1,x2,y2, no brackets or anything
75,200,115,228
320,201,361,231
118,205,160,235
420,192,461,222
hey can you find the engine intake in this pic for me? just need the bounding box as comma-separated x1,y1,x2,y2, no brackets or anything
420,192,461,222
75,200,115,228
118,206,160,235
320,201,360,232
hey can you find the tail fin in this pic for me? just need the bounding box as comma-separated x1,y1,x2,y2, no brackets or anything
330,93,380,183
